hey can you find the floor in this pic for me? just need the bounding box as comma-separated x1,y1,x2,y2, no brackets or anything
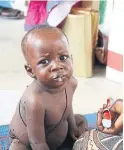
0,18,123,126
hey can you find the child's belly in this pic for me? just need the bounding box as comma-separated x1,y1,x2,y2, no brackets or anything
10,111,69,149
46,121,68,149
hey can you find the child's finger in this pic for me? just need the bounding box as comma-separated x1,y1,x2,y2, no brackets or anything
72,134,78,141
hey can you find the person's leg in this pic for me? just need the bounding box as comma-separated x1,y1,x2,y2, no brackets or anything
9,139,30,150
0,7,24,19
0,1,24,19
73,129,123,150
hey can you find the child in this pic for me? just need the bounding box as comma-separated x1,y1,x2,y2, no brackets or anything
9,26,88,150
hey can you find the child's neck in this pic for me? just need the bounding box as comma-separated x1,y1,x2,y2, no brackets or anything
34,80,66,94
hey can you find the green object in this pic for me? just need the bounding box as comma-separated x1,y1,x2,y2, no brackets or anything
99,0,107,24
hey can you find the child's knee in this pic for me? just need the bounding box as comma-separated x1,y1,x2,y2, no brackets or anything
74,114,88,133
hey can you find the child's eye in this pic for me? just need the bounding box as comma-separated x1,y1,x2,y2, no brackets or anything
40,59,49,64
60,55,68,61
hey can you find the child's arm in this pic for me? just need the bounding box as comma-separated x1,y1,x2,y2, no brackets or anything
25,98,49,150
68,77,88,140
67,76,80,140
68,109,80,140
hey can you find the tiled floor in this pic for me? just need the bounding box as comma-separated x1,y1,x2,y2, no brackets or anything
0,19,123,125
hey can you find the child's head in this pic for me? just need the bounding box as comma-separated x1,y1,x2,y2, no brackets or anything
21,25,73,89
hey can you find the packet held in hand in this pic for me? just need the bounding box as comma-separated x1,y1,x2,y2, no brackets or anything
102,98,117,128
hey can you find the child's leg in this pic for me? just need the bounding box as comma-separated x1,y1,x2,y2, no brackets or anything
57,134,74,150
57,115,88,150
75,114,88,134
9,139,30,150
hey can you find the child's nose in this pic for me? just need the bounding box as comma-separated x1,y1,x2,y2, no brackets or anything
51,60,64,72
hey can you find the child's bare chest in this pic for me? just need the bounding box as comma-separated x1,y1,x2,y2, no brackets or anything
44,89,72,133
43,89,73,148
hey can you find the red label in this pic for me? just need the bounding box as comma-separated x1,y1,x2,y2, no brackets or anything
107,50,123,72
103,110,111,120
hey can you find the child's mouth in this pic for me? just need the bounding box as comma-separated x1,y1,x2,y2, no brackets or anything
52,75,66,82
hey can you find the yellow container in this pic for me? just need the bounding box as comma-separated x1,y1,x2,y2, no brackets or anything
62,14,92,77
71,8,99,49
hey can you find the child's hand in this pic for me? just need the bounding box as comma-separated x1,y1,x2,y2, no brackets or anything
68,114,88,141
97,99,123,135
69,124,88,141
69,127,81,141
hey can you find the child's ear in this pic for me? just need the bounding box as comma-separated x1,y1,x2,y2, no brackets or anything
24,64,36,78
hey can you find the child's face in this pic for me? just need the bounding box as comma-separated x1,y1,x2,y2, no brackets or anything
26,32,73,89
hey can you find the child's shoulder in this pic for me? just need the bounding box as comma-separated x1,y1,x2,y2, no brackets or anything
68,76,78,92
22,84,45,109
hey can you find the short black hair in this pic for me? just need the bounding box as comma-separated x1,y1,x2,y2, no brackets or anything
21,25,69,59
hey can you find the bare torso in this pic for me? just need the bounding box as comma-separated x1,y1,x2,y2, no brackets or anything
9,78,76,150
